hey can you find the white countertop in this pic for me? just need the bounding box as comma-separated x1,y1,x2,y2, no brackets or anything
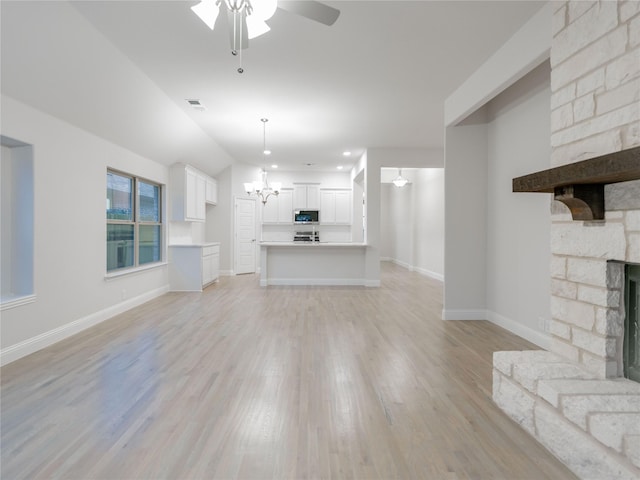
260,242,367,247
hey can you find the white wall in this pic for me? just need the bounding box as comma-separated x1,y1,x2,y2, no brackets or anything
379,184,392,258
443,5,553,348
444,122,488,318
0,96,170,364
413,169,445,280
485,61,551,341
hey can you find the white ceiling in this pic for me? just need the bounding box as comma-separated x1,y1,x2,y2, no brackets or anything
1,1,544,175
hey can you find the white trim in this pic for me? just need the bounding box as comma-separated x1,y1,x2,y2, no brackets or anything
1,294,36,311
412,266,444,282
104,261,168,280
442,309,487,321
384,258,444,282
392,259,412,270
486,310,550,350
441,308,550,349
262,278,368,287
0,286,169,366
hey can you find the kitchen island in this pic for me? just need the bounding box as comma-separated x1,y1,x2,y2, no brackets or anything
259,242,373,287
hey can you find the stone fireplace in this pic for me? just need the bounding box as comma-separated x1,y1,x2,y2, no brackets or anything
492,1,640,478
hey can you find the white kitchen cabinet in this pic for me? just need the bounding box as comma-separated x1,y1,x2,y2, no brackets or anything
169,243,220,291
262,189,293,224
202,243,220,286
320,189,352,225
170,164,216,222
205,177,218,205
294,184,320,209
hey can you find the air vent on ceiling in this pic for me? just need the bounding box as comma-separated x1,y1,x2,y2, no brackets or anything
186,99,206,111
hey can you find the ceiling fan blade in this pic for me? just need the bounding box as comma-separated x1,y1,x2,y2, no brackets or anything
278,1,340,26
227,8,249,51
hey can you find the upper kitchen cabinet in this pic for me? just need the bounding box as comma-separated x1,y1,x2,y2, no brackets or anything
262,188,293,224
170,163,216,222
205,176,218,205
294,183,320,210
320,188,352,225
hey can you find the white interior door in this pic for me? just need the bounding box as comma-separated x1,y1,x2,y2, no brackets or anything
235,197,256,275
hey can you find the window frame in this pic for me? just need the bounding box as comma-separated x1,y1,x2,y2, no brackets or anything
106,169,164,273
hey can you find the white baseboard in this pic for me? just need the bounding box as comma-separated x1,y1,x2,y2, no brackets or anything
386,258,444,282
486,310,550,350
441,308,550,349
0,286,170,366
442,309,488,321
392,259,412,270
412,266,444,282
262,278,369,287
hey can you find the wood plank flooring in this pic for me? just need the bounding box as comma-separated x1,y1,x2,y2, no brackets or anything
1,263,576,479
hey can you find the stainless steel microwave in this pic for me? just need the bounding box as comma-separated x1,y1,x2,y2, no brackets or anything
294,210,319,224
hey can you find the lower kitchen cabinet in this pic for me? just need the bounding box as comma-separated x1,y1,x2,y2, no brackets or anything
169,243,220,291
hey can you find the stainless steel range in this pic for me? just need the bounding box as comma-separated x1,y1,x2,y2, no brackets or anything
293,231,319,242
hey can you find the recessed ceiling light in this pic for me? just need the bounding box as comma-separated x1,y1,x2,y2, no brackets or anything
271,164,278,169
337,165,344,170
342,151,351,157
263,149,272,156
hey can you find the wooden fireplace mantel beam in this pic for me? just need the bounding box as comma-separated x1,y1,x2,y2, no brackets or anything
512,146,640,220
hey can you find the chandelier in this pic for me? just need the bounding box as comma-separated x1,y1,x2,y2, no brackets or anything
244,118,281,204
392,168,408,187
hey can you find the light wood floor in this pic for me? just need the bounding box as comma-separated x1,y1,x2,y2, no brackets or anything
1,263,576,479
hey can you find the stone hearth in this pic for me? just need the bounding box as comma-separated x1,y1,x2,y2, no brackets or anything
492,1,640,479
494,351,640,478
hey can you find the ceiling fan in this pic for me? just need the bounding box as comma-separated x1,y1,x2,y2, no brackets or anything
191,0,340,72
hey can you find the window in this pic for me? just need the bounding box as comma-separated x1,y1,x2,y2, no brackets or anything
1,136,34,308
106,170,162,272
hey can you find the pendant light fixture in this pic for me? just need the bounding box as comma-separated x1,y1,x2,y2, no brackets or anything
392,168,408,187
244,118,281,204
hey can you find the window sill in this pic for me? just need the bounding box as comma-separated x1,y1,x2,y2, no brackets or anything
105,261,168,280
1,294,36,311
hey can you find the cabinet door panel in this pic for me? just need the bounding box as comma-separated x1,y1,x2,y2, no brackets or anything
306,186,320,209
205,178,217,204
196,175,206,220
320,191,336,224
202,254,213,285
185,169,199,220
334,191,352,224
277,191,293,223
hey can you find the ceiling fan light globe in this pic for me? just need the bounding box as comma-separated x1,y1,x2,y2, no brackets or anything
270,182,282,193
191,0,220,30
246,17,270,39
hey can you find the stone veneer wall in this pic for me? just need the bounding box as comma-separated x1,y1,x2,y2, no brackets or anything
548,0,640,378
